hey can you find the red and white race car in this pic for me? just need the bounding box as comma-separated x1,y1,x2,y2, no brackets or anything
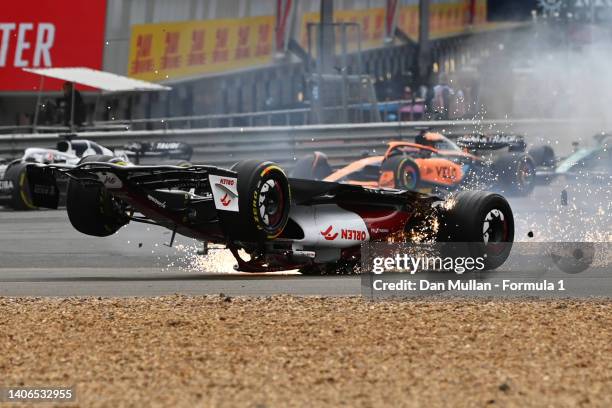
26,158,515,274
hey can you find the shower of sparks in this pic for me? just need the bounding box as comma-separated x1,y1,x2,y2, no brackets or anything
159,243,243,274
512,180,611,242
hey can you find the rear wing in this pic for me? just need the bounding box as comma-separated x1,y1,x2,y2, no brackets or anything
456,133,526,152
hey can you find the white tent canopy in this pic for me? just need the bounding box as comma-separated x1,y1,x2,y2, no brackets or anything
23,67,170,131
23,67,171,92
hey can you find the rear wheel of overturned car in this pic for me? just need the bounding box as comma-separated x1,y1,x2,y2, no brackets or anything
231,160,291,241
4,162,37,210
379,156,421,190
66,155,128,237
437,190,514,270
493,152,536,196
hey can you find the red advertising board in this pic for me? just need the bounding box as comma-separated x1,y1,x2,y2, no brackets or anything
0,0,107,91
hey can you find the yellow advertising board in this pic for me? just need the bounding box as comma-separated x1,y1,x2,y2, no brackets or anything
128,15,274,82
300,1,488,53
398,0,488,41
300,8,386,52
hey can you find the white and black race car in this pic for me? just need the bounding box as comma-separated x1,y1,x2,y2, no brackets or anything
0,138,195,210
0,138,126,210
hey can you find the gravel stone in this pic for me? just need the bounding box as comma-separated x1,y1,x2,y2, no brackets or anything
0,296,610,407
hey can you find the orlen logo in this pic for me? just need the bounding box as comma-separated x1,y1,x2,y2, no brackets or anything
320,225,338,241
321,226,367,241
220,193,232,207
219,178,235,186
341,229,367,241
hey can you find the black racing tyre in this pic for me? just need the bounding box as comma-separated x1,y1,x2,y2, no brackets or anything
437,191,514,270
66,155,128,237
379,155,421,190
493,152,536,196
528,145,556,167
231,160,291,241
4,162,37,210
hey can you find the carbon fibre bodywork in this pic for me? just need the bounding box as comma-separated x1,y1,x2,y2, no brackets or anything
25,162,441,272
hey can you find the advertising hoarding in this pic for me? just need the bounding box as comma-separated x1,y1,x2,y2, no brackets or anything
0,0,107,91
127,16,274,82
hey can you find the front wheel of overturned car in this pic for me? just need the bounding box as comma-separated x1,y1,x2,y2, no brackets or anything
437,190,514,270
4,162,37,210
230,160,291,241
66,155,128,237
493,152,536,197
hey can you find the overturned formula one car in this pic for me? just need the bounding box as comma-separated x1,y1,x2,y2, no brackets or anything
25,157,515,274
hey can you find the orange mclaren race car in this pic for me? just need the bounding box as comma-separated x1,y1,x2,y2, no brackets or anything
291,131,540,196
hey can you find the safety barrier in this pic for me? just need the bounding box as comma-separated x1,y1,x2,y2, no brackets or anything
92,99,416,130
0,118,601,169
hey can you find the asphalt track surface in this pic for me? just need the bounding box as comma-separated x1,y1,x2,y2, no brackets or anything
0,182,610,297
0,210,361,296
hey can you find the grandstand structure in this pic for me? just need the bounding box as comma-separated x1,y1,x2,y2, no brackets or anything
0,0,527,128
